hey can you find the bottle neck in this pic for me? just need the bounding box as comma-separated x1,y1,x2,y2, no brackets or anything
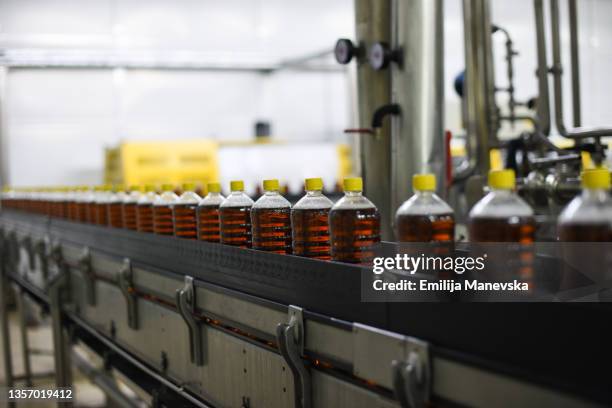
345,191,363,197
415,190,434,198
263,190,280,196
582,187,610,200
490,187,513,196
207,191,222,199
306,190,323,197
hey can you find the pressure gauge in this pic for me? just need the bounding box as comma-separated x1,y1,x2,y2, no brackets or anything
334,38,357,65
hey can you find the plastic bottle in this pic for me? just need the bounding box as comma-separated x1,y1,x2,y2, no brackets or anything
56,188,69,218
46,188,53,216
153,184,178,235
55,188,65,217
173,182,202,240
469,169,535,283
34,188,44,215
251,179,292,254
122,185,141,231
40,188,50,216
94,185,111,226
136,185,157,233
53,188,62,217
557,168,612,289
197,182,225,242
66,187,77,220
107,186,126,228
85,186,100,224
395,174,455,245
558,168,612,241
329,177,381,264
219,180,254,248
469,169,535,242
1,187,13,210
291,177,333,260
76,186,90,223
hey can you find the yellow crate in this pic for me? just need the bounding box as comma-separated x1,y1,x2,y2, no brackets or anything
104,140,219,187
336,143,352,182
104,147,122,185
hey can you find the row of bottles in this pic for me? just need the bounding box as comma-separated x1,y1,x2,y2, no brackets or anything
0,179,380,264
399,167,612,245
2,168,610,266
215,177,382,264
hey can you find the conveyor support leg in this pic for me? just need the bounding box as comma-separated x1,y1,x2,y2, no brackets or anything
276,305,311,408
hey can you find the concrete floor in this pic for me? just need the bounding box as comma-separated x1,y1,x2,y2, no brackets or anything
0,308,106,408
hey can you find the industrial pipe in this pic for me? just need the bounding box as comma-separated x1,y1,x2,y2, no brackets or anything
533,0,552,136
354,0,393,240
391,0,445,207
550,0,612,141
568,0,581,128
462,0,498,175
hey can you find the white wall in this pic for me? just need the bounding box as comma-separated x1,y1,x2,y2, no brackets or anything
1,0,612,187
444,0,612,140
0,0,354,186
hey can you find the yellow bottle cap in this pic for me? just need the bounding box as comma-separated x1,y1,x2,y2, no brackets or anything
182,182,196,192
230,180,244,191
144,184,156,192
208,182,221,193
129,185,140,192
488,169,515,189
305,177,323,191
412,174,436,191
489,149,504,171
263,179,279,191
581,151,595,170
343,177,363,192
161,183,174,192
581,167,611,189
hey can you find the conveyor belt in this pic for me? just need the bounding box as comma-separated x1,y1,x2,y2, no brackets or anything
2,210,611,405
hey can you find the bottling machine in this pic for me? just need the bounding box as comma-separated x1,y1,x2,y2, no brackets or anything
2,0,612,407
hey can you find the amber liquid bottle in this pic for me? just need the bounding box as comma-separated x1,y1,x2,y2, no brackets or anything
558,169,612,242
219,180,254,248
58,189,69,218
153,185,178,236
136,185,157,233
94,186,111,226
557,168,612,291
77,187,90,223
251,179,292,254
330,177,381,264
173,184,201,240
197,182,225,242
469,170,535,284
122,186,141,230
107,187,125,228
47,190,57,218
291,178,332,260
85,187,100,224
67,188,78,221
395,174,455,263
468,170,535,243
